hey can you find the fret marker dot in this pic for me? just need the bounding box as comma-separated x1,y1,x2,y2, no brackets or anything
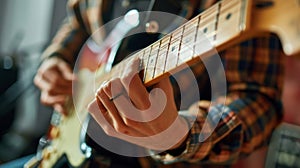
171,46,175,51
203,27,208,33
226,13,232,20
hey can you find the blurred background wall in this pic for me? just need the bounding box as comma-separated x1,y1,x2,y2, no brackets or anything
0,0,67,162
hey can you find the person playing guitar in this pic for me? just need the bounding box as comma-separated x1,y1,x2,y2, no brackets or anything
29,0,300,167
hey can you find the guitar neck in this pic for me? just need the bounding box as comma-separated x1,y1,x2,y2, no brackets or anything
97,0,300,87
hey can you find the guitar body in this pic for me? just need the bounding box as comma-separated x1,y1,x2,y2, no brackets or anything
38,104,88,167
38,65,108,168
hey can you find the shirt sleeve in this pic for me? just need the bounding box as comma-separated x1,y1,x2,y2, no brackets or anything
41,0,89,66
152,34,285,165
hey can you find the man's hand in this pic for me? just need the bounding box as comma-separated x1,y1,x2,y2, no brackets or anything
34,56,75,114
88,58,189,151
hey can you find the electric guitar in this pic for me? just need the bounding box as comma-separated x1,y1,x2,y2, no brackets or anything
25,0,300,167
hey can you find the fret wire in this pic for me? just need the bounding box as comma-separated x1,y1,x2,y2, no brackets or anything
220,0,240,15
193,15,201,58
201,1,221,17
154,39,168,78
198,8,240,30
177,37,216,64
165,31,181,72
149,40,161,79
142,46,151,82
108,6,233,81
175,21,190,65
157,46,170,69
216,0,241,44
155,33,172,76
113,52,141,78
138,52,144,69
187,14,199,26
214,2,221,41
161,36,171,75
160,36,171,47
93,0,244,86
184,19,198,33
199,16,217,27
110,26,218,82
176,25,184,66
173,38,212,71
197,1,220,27
144,43,157,82
179,17,199,64
180,35,216,53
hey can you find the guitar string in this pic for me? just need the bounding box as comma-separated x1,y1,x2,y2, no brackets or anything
95,0,242,85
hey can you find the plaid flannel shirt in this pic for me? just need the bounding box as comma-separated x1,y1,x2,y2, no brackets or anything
41,0,285,166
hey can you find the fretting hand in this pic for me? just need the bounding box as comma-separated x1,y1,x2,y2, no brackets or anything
88,58,189,151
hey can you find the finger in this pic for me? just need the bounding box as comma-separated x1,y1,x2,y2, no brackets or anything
101,80,154,136
42,68,73,88
40,91,68,106
97,88,143,136
39,57,75,83
34,73,72,95
95,97,112,123
97,88,128,134
112,95,158,135
89,98,117,137
101,78,126,101
120,58,150,109
57,59,76,81
95,93,107,113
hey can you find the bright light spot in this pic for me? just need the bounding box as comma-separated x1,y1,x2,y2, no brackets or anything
124,9,139,27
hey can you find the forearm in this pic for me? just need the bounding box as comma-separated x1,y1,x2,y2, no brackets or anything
152,34,285,165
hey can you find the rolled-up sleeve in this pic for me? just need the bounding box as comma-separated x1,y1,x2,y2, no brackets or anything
153,34,285,165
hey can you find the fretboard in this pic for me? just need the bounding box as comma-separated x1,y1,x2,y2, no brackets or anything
97,0,251,86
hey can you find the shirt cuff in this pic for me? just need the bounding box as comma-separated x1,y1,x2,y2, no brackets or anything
149,110,213,164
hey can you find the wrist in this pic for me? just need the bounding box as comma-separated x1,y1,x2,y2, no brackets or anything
165,116,190,156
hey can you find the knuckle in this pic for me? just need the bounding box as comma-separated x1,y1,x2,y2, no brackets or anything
123,118,136,128
102,81,111,94
40,70,48,79
115,124,126,133
46,84,55,93
96,87,106,97
40,94,51,106
33,75,40,86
